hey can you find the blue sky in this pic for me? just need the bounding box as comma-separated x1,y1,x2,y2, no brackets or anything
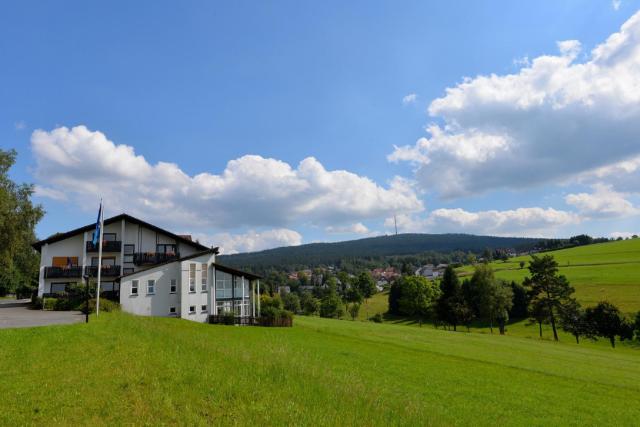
2,0,640,253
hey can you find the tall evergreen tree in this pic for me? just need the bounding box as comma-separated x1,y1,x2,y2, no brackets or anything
436,266,464,331
526,255,575,341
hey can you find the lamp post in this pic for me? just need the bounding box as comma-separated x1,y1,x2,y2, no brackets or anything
84,274,89,323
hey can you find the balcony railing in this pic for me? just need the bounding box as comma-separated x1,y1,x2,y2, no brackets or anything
133,252,179,266
44,266,83,279
84,265,121,278
86,241,122,252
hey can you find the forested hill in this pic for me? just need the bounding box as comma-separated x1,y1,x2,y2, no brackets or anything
218,233,542,271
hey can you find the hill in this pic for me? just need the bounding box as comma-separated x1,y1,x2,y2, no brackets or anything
1,312,638,425
219,233,541,270
457,238,640,313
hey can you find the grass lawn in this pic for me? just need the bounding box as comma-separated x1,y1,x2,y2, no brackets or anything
1,312,639,425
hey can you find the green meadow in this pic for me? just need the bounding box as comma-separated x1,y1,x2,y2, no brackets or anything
457,238,640,313
1,312,639,426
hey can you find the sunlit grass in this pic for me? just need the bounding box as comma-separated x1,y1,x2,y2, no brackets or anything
0,312,639,425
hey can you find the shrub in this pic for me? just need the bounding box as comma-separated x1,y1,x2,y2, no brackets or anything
221,311,235,325
369,313,383,323
282,292,301,314
300,292,319,315
43,298,58,311
78,298,121,314
261,294,284,311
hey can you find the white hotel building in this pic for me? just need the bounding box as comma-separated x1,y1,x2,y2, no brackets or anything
32,214,261,322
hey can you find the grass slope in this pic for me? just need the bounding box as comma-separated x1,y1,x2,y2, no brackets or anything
1,313,639,425
458,238,640,313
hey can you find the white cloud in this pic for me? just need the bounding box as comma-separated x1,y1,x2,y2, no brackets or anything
31,125,423,232
389,11,640,198
610,231,637,239
200,228,303,255
565,184,638,218
387,207,579,237
325,222,370,235
613,0,622,11
402,93,418,105
33,185,68,201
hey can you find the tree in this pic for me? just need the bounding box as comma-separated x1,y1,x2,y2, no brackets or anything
509,281,529,319
282,292,301,314
396,276,441,326
526,255,575,341
585,302,631,348
388,280,402,315
491,281,514,335
348,303,360,320
300,291,319,315
635,311,640,341
482,248,493,263
559,299,588,344
0,149,44,297
355,271,377,300
319,288,345,319
519,261,526,269
436,266,463,330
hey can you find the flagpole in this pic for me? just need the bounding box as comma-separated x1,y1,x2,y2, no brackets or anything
96,199,104,316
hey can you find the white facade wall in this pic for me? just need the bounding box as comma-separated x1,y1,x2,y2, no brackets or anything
37,216,207,297
120,263,181,317
120,252,215,322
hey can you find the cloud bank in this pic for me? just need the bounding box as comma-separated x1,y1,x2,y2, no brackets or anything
389,11,640,198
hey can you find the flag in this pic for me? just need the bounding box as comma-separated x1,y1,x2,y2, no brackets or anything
92,203,102,245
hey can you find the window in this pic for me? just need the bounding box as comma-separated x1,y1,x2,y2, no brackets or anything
201,304,207,313
100,282,117,292
156,244,176,254
123,244,135,263
91,257,115,267
215,271,233,299
131,280,139,295
189,305,196,314
147,279,155,295
170,279,177,294
50,283,67,293
169,306,176,315
216,300,232,314
93,232,116,242
189,263,196,292
201,263,208,291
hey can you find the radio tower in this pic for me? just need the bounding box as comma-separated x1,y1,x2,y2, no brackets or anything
394,214,398,235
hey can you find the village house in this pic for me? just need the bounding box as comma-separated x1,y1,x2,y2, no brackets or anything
31,213,261,322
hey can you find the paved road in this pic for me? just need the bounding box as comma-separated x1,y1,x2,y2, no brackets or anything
0,300,84,329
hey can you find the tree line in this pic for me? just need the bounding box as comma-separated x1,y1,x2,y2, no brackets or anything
388,255,640,348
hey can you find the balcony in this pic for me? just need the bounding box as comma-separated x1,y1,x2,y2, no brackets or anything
86,241,122,253
84,265,122,278
44,266,83,279
133,252,180,266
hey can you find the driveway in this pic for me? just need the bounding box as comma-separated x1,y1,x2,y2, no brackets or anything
0,299,84,329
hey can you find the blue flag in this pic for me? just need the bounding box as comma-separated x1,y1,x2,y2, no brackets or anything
92,203,102,245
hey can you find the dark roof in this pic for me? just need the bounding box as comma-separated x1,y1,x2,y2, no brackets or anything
118,247,220,279
212,263,262,280
32,213,209,252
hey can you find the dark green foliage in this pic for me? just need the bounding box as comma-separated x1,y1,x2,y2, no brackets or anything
388,280,402,315
435,266,468,331
369,313,383,323
282,292,301,314
559,299,588,344
0,149,44,297
584,302,631,348
354,271,376,300
509,281,529,319
319,289,344,319
392,275,440,326
300,292,319,315
348,303,360,320
635,311,640,341
464,265,513,334
527,255,575,341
